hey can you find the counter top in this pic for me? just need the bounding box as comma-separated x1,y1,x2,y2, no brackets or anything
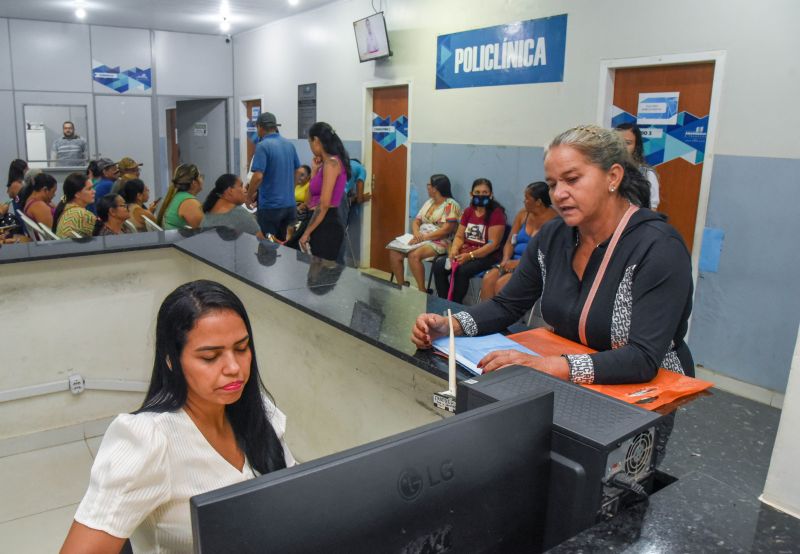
1,229,467,382
6,230,797,551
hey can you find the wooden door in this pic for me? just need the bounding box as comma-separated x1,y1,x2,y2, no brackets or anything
244,99,261,171
370,85,408,273
613,62,714,252
166,108,179,177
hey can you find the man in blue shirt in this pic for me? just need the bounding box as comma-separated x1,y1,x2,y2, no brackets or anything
246,112,300,241
88,158,118,214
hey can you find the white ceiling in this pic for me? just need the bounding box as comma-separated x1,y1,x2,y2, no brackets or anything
0,0,340,36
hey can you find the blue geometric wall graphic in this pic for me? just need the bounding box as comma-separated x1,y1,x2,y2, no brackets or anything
372,113,408,152
92,62,152,93
611,106,708,166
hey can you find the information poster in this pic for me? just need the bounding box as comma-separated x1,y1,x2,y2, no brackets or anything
637,92,680,125
298,83,317,139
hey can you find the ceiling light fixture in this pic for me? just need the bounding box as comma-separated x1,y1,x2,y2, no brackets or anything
220,18,231,32
288,0,299,6
75,7,87,19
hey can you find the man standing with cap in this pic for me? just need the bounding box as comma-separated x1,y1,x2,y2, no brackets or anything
246,112,300,240
111,157,143,195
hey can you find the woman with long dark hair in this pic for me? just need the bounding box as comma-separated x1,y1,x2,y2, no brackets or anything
388,174,461,290
93,193,131,236
62,280,295,552
480,181,557,299
201,173,264,238
431,178,507,303
156,163,204,229
20,172,58,231
53,172,97,237
121,178,158,231
615,122,659,209
285,121,350,260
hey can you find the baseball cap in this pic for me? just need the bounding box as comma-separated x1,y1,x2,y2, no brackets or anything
256,112,281,128
96,158,116,171
118,157,143,172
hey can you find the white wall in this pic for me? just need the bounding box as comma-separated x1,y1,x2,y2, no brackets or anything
234,0,800,159
95,96,156,187
761,324,800,518
154,31,234,98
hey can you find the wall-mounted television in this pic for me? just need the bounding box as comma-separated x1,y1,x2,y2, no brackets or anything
353,12,392,62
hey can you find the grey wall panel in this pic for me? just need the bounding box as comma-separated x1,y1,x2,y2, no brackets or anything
0,91,18,163
689,154,800,393
90,26,152,95
176,98,228,200
0,19,12,90
94,95,155,189
10,20,91,92
153,31,232,97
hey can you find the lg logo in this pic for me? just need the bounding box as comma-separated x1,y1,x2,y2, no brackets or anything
397,461,454,502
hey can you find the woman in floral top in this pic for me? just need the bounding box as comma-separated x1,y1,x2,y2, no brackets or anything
389,174,461,291
54,172,97,238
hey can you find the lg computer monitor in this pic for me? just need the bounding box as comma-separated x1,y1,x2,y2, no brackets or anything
353,12,391,62
191,391,554,553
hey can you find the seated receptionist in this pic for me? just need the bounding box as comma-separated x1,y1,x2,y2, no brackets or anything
61,280,295,553
412,125,694,385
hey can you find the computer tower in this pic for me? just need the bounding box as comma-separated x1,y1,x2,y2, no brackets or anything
456,365,665,549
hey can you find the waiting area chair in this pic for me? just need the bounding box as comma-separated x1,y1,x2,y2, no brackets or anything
142,216,163,232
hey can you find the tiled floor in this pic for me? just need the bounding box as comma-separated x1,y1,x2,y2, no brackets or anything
0,439,97,552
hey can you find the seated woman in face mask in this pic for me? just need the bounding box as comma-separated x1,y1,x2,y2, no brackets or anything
431,178,506,304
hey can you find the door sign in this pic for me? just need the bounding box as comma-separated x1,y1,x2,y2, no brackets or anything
636,92,680,125
372,113,408,152
612,107,708,165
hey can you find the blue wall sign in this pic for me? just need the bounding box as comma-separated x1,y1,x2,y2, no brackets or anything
92,63,152,93
436,14,567,90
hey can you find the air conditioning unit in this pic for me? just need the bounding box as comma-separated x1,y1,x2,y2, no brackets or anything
456,365,667,549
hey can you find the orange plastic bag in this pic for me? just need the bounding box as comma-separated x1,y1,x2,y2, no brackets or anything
507,328,713,410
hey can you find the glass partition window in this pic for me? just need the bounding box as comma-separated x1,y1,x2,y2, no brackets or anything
24,104,90,168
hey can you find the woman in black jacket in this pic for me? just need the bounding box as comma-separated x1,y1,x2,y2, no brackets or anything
412,125,693,385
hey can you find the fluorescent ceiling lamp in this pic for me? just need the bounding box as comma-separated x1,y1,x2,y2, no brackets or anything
75,7,87,19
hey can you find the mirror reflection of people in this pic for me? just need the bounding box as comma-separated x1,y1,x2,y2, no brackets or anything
51,121,88,167
615,123,660,210
413,125,694,385
157,163,205,230
61,280,295,552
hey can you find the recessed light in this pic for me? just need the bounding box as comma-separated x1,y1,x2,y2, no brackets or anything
288,0,299,6
75,7,87,19
220,20,231,32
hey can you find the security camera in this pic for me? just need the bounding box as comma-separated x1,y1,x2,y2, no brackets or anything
225,34,231,44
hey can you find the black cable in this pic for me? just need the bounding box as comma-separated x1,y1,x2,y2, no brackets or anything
607,472,648,498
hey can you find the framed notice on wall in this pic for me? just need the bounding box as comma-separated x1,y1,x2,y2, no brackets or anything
298,83,317,139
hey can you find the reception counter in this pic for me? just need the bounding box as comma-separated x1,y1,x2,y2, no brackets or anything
1,230,798,551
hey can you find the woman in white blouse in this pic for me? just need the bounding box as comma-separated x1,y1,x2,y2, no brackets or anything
61,280,295,553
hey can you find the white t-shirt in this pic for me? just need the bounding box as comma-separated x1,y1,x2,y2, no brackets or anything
74,400,295,553
641,166,660,210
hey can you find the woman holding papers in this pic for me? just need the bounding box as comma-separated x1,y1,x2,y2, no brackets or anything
412,125,694,385
388,174,461,290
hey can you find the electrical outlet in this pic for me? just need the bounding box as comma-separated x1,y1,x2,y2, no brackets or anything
69,374,85,395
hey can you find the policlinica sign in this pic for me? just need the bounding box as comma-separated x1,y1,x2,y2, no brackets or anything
436,14,567,90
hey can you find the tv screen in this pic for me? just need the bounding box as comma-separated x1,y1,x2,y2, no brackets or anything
353,12,391,62
191,391,554,553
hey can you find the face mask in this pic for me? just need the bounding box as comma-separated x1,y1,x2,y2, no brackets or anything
471,195,490,208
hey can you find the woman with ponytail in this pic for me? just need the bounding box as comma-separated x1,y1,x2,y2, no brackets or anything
54,172,97,237
413,125,694,387
156,163,204,229
201,173,264,238
284,121,350,260
62,280,295,553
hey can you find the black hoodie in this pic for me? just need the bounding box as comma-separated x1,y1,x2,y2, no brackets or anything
454,209,694,384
